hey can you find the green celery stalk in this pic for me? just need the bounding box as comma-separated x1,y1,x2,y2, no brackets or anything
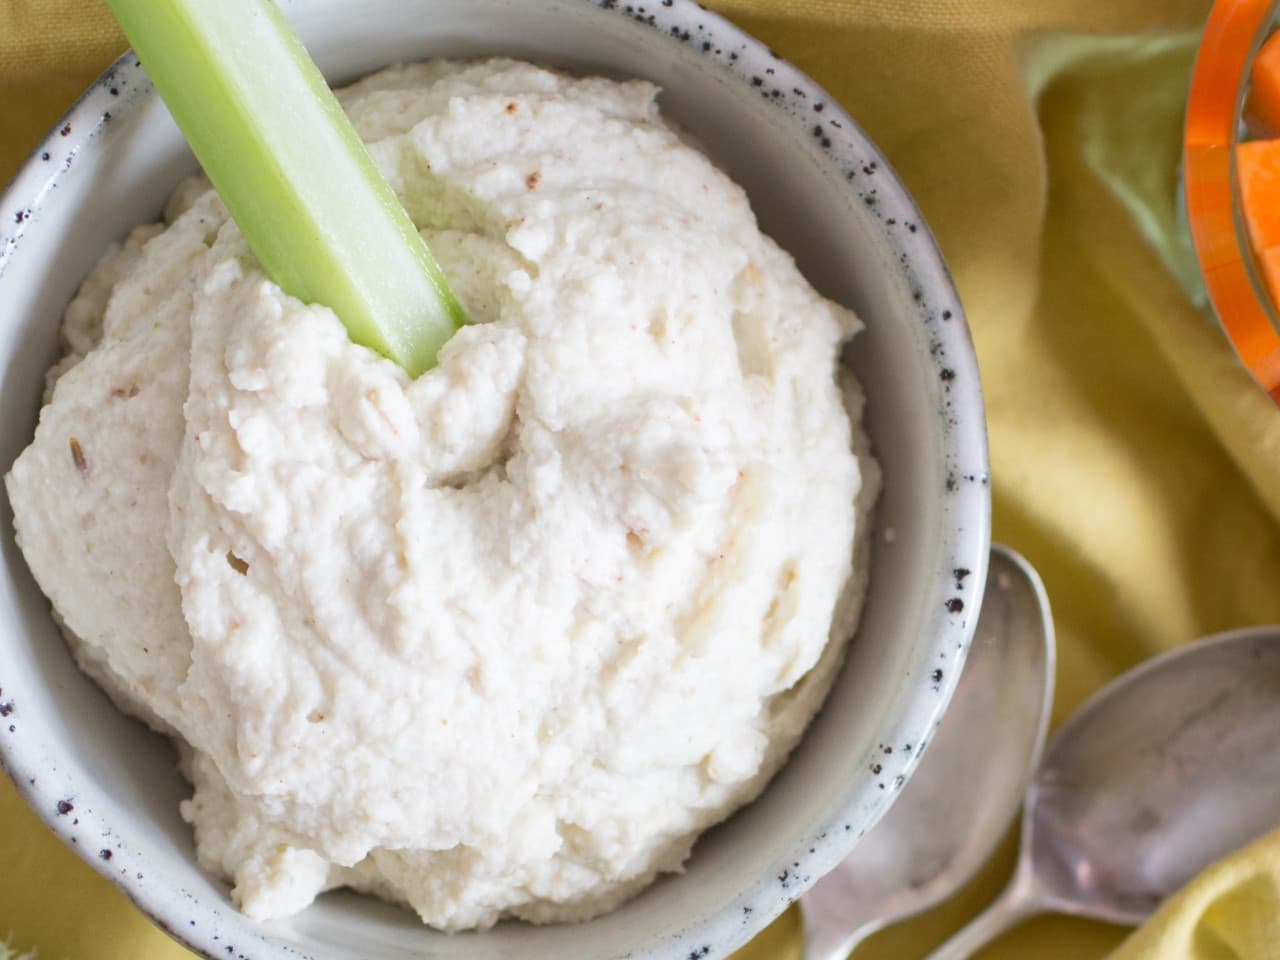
105,0,465,377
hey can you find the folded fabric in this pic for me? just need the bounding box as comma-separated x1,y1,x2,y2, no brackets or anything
1109,826,1280,960
3,2,1279,960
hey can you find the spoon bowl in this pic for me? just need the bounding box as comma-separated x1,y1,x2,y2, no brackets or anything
1029,626,1280,924
800,545,1055,959
927,625,1280,959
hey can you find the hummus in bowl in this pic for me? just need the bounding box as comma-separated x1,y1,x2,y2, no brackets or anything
8,57,877,931
0,2,988,959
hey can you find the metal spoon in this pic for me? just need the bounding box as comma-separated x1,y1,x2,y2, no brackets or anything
801,545,1056,959
925,625,1280,960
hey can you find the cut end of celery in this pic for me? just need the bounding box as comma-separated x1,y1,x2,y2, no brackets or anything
106,0,466,376
383,267,469,379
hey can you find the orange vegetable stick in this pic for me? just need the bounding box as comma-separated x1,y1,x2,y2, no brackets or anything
1236,138,1280,251
1257,245,1280,312
1250,29,1280,135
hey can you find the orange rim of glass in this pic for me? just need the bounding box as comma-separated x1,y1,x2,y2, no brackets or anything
1185,0,1280,403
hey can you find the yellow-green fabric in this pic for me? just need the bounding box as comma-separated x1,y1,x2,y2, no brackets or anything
3,1,1280,958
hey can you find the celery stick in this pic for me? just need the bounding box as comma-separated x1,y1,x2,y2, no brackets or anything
105,0,465,377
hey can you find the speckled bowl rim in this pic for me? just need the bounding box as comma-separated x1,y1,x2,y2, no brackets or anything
0,2,990,958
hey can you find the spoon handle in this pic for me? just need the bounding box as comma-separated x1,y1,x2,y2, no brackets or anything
920,872,1046,960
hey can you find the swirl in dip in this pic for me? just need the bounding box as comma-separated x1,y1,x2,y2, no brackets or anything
6,59,878,930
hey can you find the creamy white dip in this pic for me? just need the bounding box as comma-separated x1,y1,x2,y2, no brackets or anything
7,59,878,930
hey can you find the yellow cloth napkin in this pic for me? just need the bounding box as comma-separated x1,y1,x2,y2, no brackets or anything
4,1,1280,958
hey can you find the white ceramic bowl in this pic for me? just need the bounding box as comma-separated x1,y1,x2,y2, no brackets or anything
0,2,989,958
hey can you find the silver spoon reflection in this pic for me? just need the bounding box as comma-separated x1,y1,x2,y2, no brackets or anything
925,625,1280,960
801,545,1055,959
